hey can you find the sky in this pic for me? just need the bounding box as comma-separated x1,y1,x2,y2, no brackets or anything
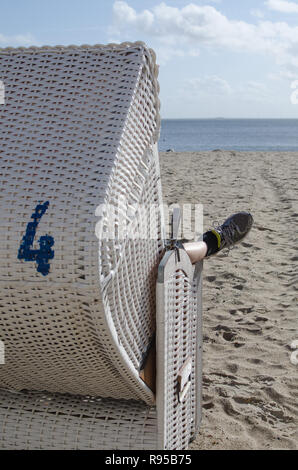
1,0,298,118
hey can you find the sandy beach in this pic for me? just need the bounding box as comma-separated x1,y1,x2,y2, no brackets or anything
160,151,298,450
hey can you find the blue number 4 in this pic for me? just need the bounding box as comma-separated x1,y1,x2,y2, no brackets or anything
18,201,55,276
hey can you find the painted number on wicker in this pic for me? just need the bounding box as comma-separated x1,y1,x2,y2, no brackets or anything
18,201,54,276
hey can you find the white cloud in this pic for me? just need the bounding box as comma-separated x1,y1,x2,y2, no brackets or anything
251,9,265,18
184,76,274,104
268,69,298,79
239,81,273,102
187,76,232,96
112,1,154,33
0,33,37,47
112,2,298,69
265,0,298,13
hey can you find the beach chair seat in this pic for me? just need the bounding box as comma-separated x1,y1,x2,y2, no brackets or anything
0,43,203,449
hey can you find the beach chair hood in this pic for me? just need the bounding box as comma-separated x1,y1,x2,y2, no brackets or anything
0,42,163,404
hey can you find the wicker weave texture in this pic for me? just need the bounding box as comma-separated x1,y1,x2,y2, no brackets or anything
156,249,200,450
0,388,158,450
191,262,203,436
0,43,163,403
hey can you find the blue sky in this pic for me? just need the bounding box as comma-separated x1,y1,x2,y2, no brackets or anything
1,0,298,118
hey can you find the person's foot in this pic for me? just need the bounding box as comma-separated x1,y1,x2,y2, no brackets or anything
204,212,254,257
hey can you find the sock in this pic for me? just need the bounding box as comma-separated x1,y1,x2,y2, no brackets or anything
203,230,220,257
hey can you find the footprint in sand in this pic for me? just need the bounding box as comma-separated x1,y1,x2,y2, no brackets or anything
206,276,217,282
234,342,246,348
223,331,237,342
227,363,238,373
255,316,269,322
242,242,253,248
233,285,245,291
229,306,254,315
202,402,215,410
248,358,264,365
213,325,241,344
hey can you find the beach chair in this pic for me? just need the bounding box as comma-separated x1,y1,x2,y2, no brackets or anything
0,42,203,450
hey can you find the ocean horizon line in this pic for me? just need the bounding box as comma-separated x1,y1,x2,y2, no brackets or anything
161,117,298,121
159,118,298,152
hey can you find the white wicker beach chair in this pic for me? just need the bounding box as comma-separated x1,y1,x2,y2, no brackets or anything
0,42,203,450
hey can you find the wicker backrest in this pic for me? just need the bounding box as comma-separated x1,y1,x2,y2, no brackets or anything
0,43,163,404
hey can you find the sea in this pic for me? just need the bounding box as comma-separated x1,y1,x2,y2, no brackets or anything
158,119,298,152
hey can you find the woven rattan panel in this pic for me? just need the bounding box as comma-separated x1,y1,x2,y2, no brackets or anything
0,388,158,450
0,43,163,403
165,270,194,449
156,249,198,450
190,262,203,438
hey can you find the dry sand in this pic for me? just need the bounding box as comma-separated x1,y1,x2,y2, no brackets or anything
160,151,298,450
